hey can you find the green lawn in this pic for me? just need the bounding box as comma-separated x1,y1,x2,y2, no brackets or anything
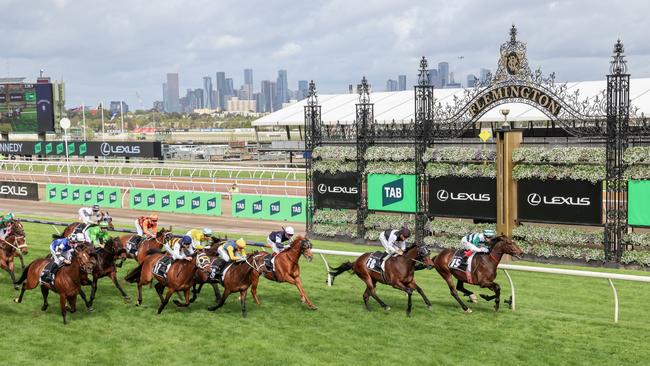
1,221,649,365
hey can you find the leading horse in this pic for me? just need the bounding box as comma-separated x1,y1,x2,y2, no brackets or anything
329,245,435,316
432,235,524,313
0,221,28,288
62,211,114,238
250,235,317,310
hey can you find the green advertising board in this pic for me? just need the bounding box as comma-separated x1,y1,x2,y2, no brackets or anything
628,180,650,226
46,184,122,208
232,194,305,222
129,188,222,216
367,174,417,213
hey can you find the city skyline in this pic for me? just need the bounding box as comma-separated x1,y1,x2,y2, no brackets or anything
3,1,650,109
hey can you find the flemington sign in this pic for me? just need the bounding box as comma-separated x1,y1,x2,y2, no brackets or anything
469,85,561,117
0,141,162,158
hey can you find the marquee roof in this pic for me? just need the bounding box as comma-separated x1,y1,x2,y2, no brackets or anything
253,78,650,127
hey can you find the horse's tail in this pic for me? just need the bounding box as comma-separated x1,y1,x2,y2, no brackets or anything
52,233,64,239
328,262,354,286
14,262,32,285
124,265,142,283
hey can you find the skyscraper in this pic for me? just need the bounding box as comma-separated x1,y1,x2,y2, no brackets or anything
225,78,234,96
298,80,309,100
467,74,477,88
261,80,276,113
438,62,449,87
480,68,491,86
202,76,213,109
244,69,253,100
428,69,439,88
162,82,168,112
215,72,226,110
386,79,398,92
275,70,288,110
165,73,180,113
398,75,407,91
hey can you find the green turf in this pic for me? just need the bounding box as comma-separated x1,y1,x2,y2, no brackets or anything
1,221,649,365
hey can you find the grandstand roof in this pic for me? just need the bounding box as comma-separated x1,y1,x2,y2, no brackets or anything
253,78,650,127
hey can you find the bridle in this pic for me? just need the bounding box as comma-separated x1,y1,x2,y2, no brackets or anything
244,252,266,273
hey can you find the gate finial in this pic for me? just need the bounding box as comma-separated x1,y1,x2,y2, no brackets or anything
610,39,627,75
510,24,517,43
307,80,318,106
418,56,430,86
357,76,371,104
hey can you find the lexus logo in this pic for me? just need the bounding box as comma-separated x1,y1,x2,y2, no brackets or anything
437,190,449,202
317,183,358,195
527,193,542,206
317,184,327,194
100,142,111,156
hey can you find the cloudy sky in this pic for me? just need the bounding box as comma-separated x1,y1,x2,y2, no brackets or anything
2,0,649,109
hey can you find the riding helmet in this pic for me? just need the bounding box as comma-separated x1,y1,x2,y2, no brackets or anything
236,238,247,248
285,226,295,236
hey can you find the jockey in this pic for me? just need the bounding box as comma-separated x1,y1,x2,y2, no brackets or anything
50,233,84,266
0,212,14,238
164,235,194,261
266,226,294,254
78,205,101,225
85,221,110,247
135,214,158,238
186,228,212,249
461,229,496,255
379,227,410,257
215,238,247,272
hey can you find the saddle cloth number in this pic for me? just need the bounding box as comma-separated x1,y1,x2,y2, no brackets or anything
449,250,469,271
366,252,384,272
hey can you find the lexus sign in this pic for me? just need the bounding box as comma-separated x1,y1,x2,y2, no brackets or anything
0,141,162,158
313,172,359,209
0,181,39,201
428,177,496,220
518,179,602,225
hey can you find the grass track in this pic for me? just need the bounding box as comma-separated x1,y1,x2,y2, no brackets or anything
1,221,649,365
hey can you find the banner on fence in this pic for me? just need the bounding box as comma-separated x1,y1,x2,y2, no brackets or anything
313,172,359,209
46,184,122,208
0,141,162,158
428,177,496,219
0,181,39,201
231,194,305,222
518,179,602,225
628,180,650,227
367,174,417,213
130,189,222,216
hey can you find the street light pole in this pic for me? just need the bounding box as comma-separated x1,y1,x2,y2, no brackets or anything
120,101,125,141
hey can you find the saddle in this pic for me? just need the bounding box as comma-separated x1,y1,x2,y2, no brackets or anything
263,253,279,280
365,251,387,274
449,250,477,283
127,236,145,255
152,255,173,278
40,260,60,286
74,223,88,235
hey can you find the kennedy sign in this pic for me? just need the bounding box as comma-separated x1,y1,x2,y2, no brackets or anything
518,179,602,225
429,177,496,219
313,172,359,209
469,85,561,118
0,181,39,201
0,141,162,158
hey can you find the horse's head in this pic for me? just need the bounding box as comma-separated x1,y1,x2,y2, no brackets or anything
74,245,96,274
100,212,115,230
417,245,435,269
493,235,524,259
293,235,313,262
246,251,269,274
158,227,174,243
106,237,127,260
6,220,27,254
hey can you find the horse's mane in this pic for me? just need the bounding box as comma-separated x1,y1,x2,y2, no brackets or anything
291,235,307,245
405,244,419,252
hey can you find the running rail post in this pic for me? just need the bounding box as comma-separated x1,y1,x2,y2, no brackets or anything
502,269,516,311
319,253,333,286
609,279,619,323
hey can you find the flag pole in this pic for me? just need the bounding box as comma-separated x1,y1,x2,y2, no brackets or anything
100,102,105,141
120,101,125,141
82,103,87,141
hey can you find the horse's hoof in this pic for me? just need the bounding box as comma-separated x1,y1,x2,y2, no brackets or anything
308,305,318,311
469,294,479,303
427,305,432,311
464,308,473,314
87,306,94,312
13,298,19,303
13,285,19,291
135,302,141,307
384,306,391,311
123,297,131,304
173,300,183,307
207,306,217,312
41,306,48,311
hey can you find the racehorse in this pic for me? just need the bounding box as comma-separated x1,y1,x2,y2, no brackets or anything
117,228,173,265
62,211,114,238
1,219,28,270
250,235,317,310
329,245,435,316
432,235,524,313
207,251,267,317
186,237,230,304
13,245,96,324
83,237,130,307
0,221,27,288
124,249,212,314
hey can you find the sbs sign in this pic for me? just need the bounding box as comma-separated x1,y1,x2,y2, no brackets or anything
428,177,496,219
0,181,38,201
518,179,602,225
313,172,359,209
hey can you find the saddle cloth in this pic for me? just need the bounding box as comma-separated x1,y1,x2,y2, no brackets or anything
152,255,173,278
264,254,277,273
365,251,386,274
449,250,476,283
127,236,144,255
221,262,234,282
74,223,88,235
39,260,59,286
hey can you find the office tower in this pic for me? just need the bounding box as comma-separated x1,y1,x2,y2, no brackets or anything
261,80,276,112
480,68,491,85
438,62,449,87
165,73,180,113
467,74,477,88
428,69,439,88
398,75,407,91
215,72,226,110
202,76,213,109
162,83,168,112
298,80,309,100
386,79,398,91
194,88,204,109
275,70,288,109
243,69,254,100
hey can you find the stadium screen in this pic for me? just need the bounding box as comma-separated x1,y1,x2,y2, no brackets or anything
0,83,54,133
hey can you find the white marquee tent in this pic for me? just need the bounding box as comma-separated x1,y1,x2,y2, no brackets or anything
253,78,650,127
